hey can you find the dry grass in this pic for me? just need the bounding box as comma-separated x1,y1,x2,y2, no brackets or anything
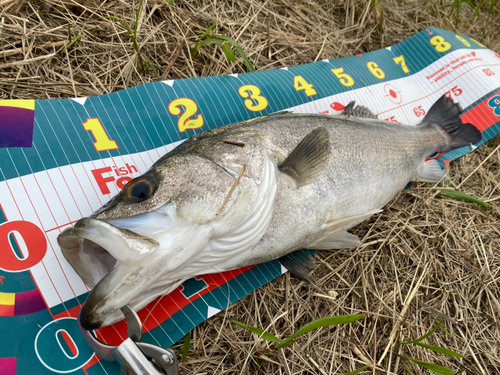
1,0,500,374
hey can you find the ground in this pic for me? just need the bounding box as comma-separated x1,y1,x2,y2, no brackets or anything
1,0,500,374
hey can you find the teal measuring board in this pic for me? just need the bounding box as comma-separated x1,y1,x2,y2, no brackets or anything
1,27,500,374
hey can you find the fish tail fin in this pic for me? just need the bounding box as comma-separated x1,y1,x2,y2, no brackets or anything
421,95,481,149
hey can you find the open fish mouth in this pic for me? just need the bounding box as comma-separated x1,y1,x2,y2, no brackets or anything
58,218,167,329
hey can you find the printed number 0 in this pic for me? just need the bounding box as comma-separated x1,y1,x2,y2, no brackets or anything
82,118,119,152
238,85,269,112
293,76,317,97
0,221,47,272
331,68,354,87
367,62,385,79
430,36,451,52
168,98,204,133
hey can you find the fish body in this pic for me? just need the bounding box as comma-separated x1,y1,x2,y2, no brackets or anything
57,96,481,329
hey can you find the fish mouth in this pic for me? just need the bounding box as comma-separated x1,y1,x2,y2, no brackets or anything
58,218,166,330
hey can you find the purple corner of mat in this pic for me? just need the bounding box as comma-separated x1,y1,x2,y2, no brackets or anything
14,289,47,315
0,357,17,375
0,106,35,148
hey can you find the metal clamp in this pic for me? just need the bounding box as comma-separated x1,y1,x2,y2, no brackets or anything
77,306,179,375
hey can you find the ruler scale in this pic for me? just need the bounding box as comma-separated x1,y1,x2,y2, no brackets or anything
1,27,499,374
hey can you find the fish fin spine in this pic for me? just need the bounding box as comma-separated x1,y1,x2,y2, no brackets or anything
342,101,377,119
421,95,481,149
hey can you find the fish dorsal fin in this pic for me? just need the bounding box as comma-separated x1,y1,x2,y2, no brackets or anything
342,101,377,119
279,127,331,187
278,249,316,284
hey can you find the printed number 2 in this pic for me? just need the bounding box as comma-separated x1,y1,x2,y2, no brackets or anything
293,76,317,97
168,98,204,133
430,36,451,52
82,118,119,152
238,85,268,112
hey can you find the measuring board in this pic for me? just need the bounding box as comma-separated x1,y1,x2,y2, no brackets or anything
1,27,500,374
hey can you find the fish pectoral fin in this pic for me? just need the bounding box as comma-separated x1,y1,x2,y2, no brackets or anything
278,249,316,284
342,101,377,119
279,127,331,187
309,231,360,250
307,209,381,249
416,159,450,182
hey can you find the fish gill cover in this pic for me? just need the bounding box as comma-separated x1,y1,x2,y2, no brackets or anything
0,27,499,374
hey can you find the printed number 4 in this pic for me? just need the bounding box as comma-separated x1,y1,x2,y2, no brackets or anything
294,76,317,97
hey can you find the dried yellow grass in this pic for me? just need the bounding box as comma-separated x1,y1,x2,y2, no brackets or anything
1,0,499,374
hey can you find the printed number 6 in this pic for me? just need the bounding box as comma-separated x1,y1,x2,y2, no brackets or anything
238,85,268,112
331,68,354,87
168,98,204,133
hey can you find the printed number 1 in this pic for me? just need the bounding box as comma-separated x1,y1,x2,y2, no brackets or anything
82,118,118,152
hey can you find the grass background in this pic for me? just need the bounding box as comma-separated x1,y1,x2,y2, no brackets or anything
1,0,500,374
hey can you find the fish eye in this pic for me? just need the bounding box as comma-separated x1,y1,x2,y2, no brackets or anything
126,177,156,201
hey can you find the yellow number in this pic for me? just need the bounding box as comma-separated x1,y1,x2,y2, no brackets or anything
393,55,410,73
238,85,268,112
82,118,118,152
455,35,470,47
471,38,486,48
430,35,451,52
168,98,204,133
366,61,385,79
331,67,354,87
293,76,317,97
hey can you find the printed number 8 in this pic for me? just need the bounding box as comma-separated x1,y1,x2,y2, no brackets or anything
238,85,269,112
430,36,451,52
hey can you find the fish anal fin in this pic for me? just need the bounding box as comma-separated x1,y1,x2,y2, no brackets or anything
307,209,381,249
310,231,360,250
417,159,450,182
278,249,316,284
279,127,331,187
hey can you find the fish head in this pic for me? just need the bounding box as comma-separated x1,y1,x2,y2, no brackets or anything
58,150,264,330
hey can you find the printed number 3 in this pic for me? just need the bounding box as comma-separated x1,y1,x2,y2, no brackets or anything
238,85,268,112
168,98,204,133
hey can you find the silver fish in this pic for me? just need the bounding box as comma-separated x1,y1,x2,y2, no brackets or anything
57,95,481,330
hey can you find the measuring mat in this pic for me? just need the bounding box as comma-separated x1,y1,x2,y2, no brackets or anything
1,27,499,374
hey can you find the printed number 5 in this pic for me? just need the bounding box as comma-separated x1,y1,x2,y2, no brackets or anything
168,98,204,133
331,68,354,87
238,85,268,112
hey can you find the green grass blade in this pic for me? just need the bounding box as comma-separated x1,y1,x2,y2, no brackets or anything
343,365,368,375
415,343,464,358
197,39,225,46
407,358,455,375
65,35,81,50
221,42,236,61
213,34,255,72
228,319,281,343
439,189,492,210
406,367,416,375
275,314,364,349
104,16,133,37
182,331,191,363
200,23,216,40
403,323,442,344
134,0,144,39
